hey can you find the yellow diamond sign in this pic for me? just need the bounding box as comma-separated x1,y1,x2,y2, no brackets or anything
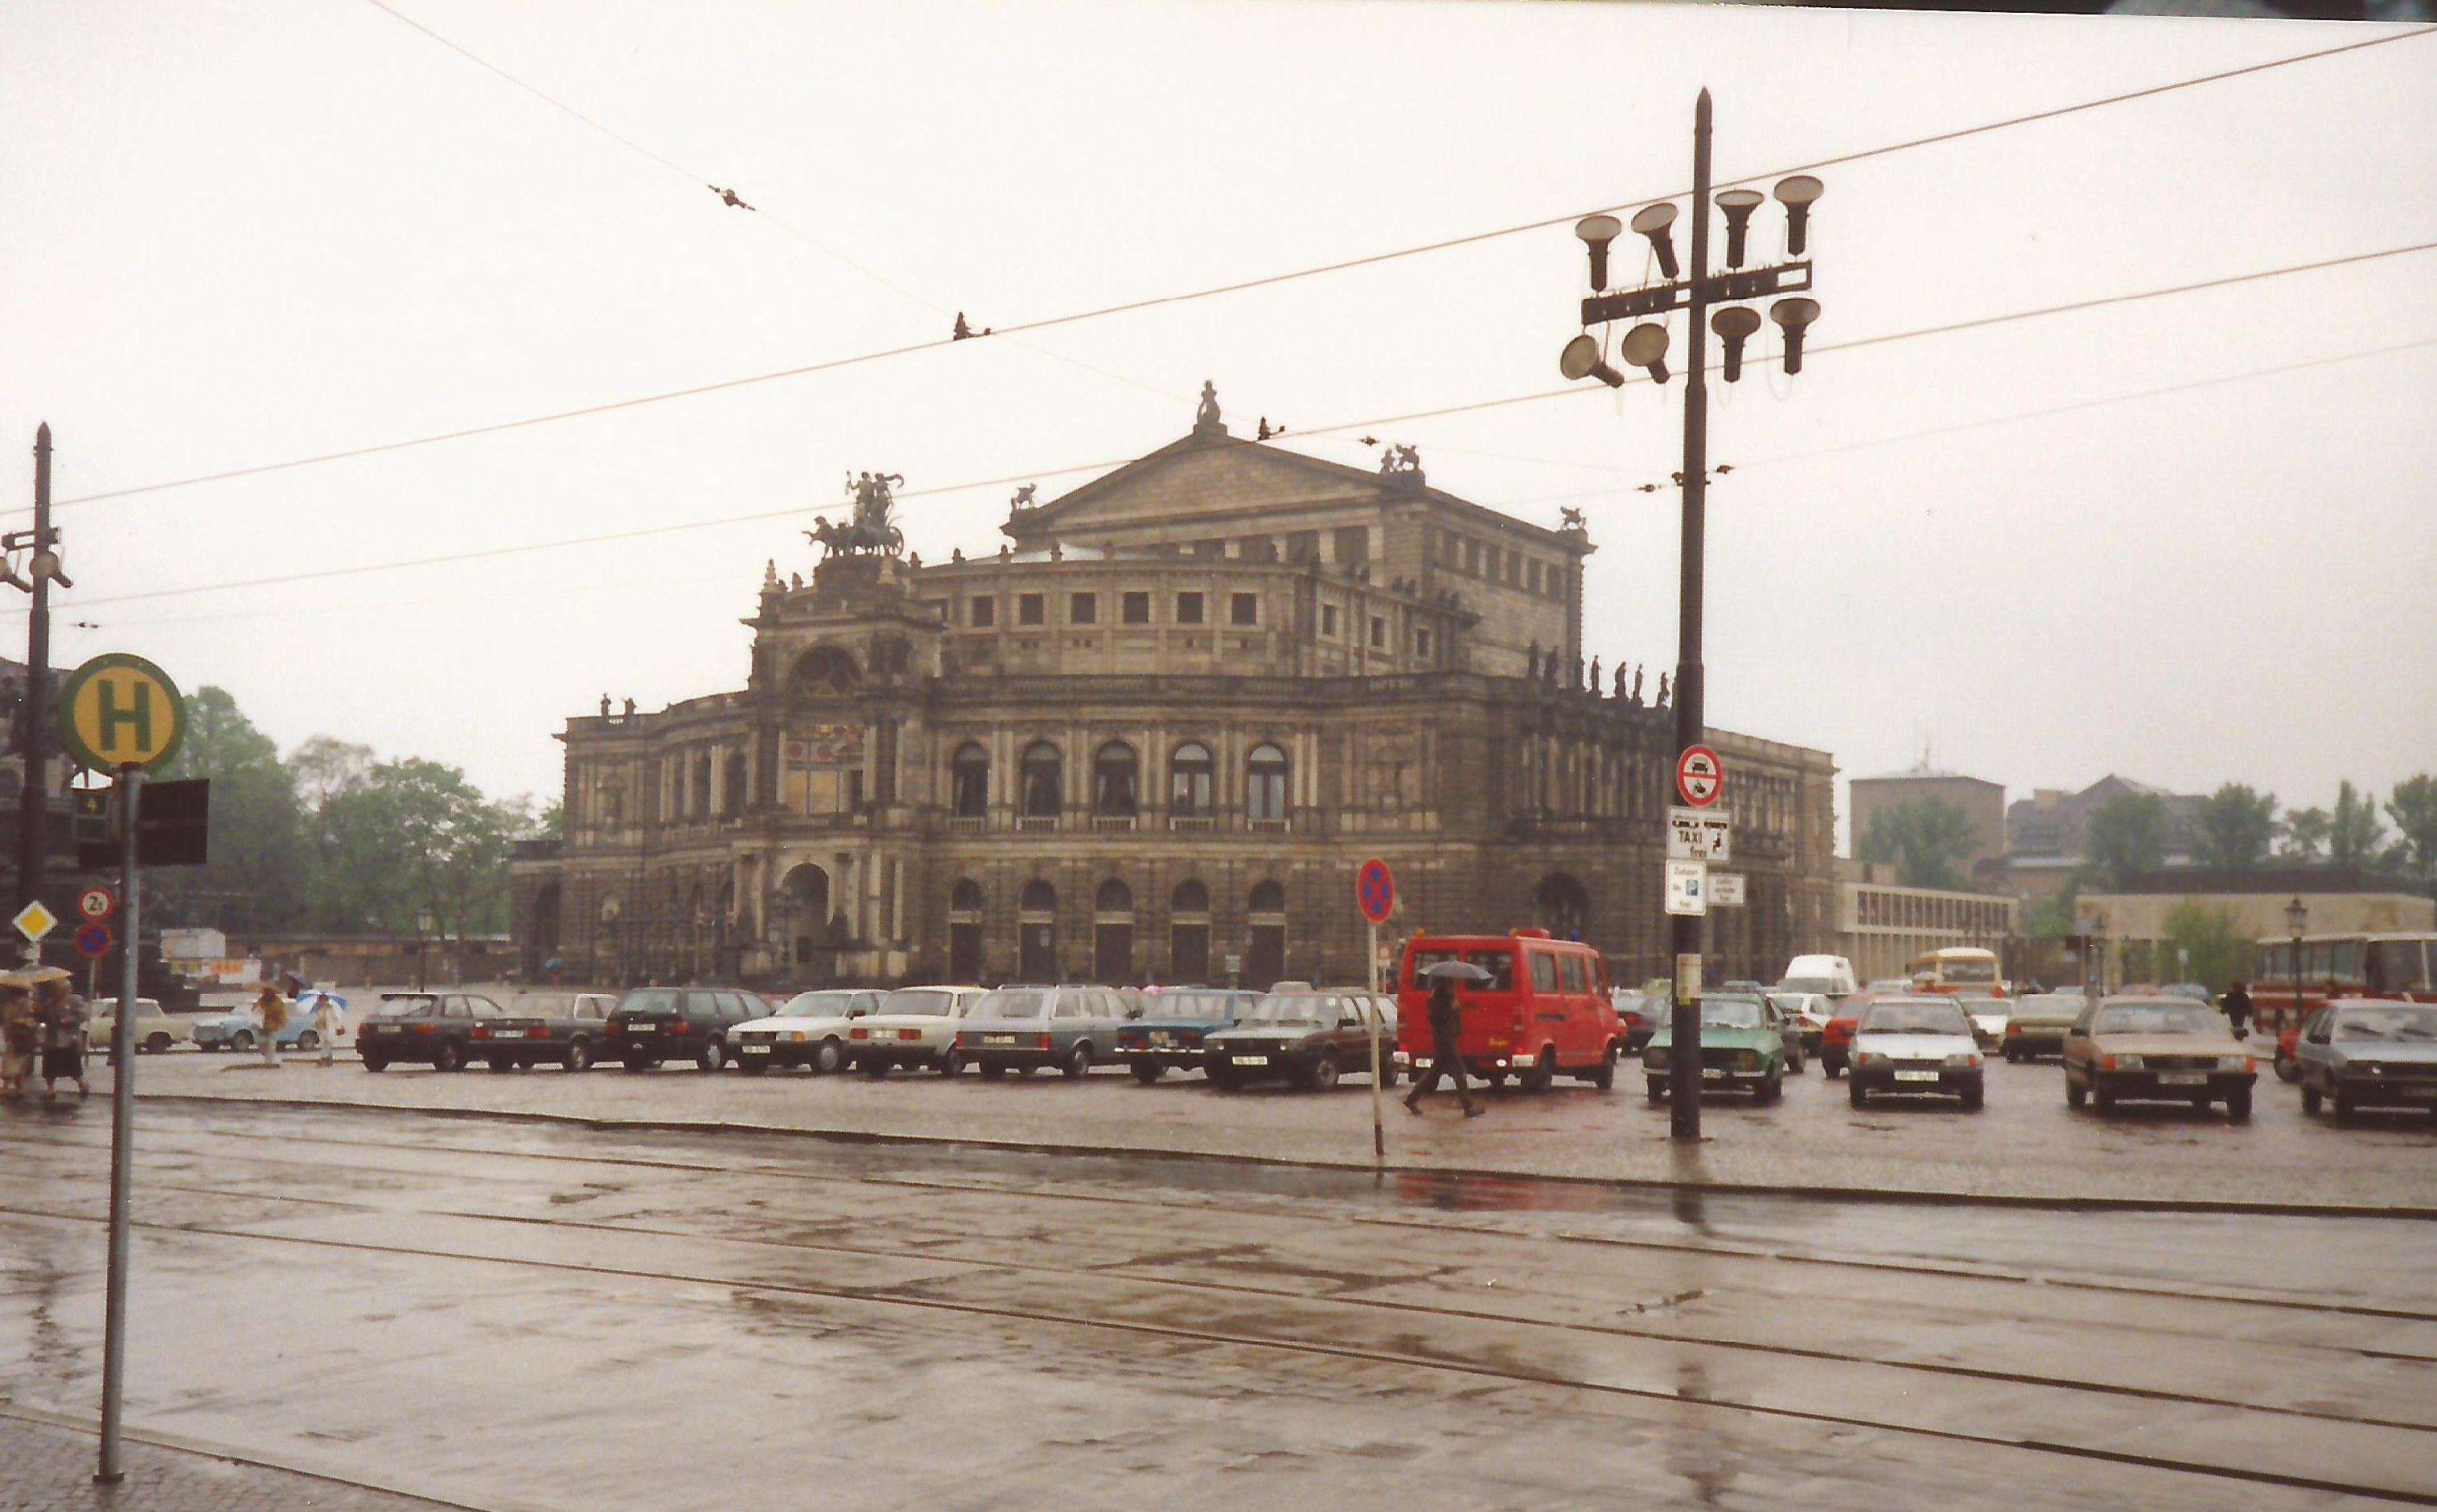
13,900,59,943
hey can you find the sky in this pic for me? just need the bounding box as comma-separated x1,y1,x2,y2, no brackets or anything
4,0,2433,850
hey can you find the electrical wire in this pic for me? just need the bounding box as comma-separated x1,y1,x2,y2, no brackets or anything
27,23,2431,517
41,242,2437,617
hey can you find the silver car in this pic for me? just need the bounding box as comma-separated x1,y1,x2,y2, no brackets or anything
951,985,1131,1079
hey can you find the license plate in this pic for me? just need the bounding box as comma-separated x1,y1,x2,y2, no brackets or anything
740,1045,771,1055
1149,1033,1173,1047
1232,1055,1268,1066
1701,1067,1724,1079
2158,1073,2207,1086
1894,1070,1939,1083
630,1025,655,1033
984,1035,1017,1046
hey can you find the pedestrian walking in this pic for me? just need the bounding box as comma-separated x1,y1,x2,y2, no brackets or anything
253,983,289,1067
2221,980,2254,1040
33,974,91,1102
309,990,343,1066
1403,974,1482,1117
0,977,37,1099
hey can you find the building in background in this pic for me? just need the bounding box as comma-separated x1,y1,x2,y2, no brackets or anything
1836,859,2020,987
1847,763,2007,880
2003,774,2202,899
2079,868,2435,953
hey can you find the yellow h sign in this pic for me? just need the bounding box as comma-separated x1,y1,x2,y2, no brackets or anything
58,654,186,772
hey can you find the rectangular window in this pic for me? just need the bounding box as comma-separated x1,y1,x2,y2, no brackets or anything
1121,590,1150,624
1442,532,1461,566
1549,564,1568,600
1529,561,1543,593
1465,540,1481,575
1334,525,1370,564
1321,603,1338,637
1287,529,1319,563
1529,951,1560,992
1560,954,1588,992
1506,553,1523,586
1230,592,1258,627
969,596,996,628
1369,616,1385,648
1017,593,1044,626
1176,591,1204,624
1070,592,1097,625
1484,545,1500,581
1415,629,1432,658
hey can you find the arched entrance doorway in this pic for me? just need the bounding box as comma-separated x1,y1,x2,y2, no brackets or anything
1535,872,1590,942
1018,880,1058,981
1094,878,1134,984
779,863,833,984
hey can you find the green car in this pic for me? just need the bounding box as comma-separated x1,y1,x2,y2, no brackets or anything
1642,995,1788,1103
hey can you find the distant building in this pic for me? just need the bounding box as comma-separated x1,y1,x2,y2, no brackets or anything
2003,774,2202,899
1847,764,2006,881
1835,860,2019,987
2079,868,2435,951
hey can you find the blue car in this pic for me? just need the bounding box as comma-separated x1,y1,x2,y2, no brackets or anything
2294,999,2437,1120
1110,988,1261,1082
191,992,343,1054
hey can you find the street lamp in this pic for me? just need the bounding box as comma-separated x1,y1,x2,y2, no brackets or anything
2285,896,2308,1032
416,911,434,992
1556,91,1823,1143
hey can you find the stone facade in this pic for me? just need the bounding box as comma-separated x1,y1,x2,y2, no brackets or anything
511,407,1839,992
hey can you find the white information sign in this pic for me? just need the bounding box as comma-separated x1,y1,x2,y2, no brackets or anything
1711,873,1746,907
1666,806,1732,862
1663,859,1708,917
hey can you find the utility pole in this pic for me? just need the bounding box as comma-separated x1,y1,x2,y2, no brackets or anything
1557,92,1823,1141
9,423,72,951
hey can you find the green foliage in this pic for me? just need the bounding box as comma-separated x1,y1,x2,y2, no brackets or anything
152,686,305,931
2159,899,2249,996
2081,792,2168,893
2278,806,2330,865
2330,779,2387,871
2022,885,2080,941
1856,796,1977,891
2386,774,2437,898
2189,783,2277,871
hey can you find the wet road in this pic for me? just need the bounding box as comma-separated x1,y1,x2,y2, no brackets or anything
2,1101,2434,1510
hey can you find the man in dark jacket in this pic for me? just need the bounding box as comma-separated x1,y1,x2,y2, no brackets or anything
1403,976,1482,1117
2221,980,2254,1039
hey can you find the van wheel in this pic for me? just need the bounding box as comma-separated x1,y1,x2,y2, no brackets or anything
1519,1048,1554,1095
1588,1043,1617,1091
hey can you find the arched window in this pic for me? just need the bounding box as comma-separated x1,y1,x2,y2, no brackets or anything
790,645,860,697
1247,744,1289,822
722,751,747,819
1169,742,1213,817
951,742,990,819
1095,878,1134,913
1092,741,1139,817
1535,873,1590,941
1021,741,1062,818
1021,879,1057,914
1248,881,1286,914
1171,881,1210,915
951,878,985,914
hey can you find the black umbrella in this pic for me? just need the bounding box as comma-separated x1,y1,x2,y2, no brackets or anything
1418,959,1494,983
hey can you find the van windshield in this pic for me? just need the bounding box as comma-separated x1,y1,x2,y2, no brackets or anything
1776,976,1839,996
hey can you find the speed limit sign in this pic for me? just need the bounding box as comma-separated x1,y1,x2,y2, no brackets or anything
78,885,117,922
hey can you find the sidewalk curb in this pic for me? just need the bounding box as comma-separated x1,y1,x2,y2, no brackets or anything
131,1090,2437,1221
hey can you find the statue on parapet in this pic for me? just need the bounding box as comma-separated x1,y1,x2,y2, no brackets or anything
1588,655,1601,693
807,470,907,559
1559,506,1588,532
1527,641,1540,680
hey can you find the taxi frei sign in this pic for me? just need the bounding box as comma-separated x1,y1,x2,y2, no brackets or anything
58,653,187,773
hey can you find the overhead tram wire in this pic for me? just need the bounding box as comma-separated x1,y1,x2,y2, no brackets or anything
23,25,2432,520
40,240,2437,618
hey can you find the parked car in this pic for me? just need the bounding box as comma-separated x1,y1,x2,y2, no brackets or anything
1777,954,1859,1000
1393,930,1623,1091
2062,995,2257,1119
193,994,341,1054
472,989,620,1071
1762,995,1807,1073
85,997,194,1054
2003,992,2087,1062
1612,988,1666,1053
1765,991,1832,1056
842,985,988,1074
2291,999,2437,1120
1846,996,1983,1111
604,986,768,1072
1112,988,1261,1083
728,988,886,1074
1642,995,1788,1103
1953,992,2012,1052
357,992,509,1072
951,984,1131,1078
1203,989,1397,1091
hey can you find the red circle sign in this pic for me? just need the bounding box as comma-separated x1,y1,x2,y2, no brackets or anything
78,885,117,921
76,922,113,958
1355,858,1395,923
1675,746,1724,807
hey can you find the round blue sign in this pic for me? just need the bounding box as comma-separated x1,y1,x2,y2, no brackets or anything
1355,858,1395,923
75,921,113,958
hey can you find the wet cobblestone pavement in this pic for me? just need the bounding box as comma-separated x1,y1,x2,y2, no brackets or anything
0,1410,466,1511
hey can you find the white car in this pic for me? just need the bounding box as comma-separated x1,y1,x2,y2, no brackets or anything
1955,994,2012,1051
729,988,886,1074
86,997,195,1054
1766,991,1833,1054
843,985,988,1074
1847,996,1985,1110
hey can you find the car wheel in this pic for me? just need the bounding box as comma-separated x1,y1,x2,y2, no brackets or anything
623,1054,653,1074
362,1056,388,1073
1307,1055,1341,1093
812,1038,844,1074
1589,1044,1617,1091
1761,1073,1783,1103
1063,1042,1093,1079
487,1058,515,1073
2225,1087,2253,1120
432,1040,463,1074
1823,1059,1843,1079
1959,1082,1985,1112
943,1048,968,1076
2002,1046,2017,1064
1131,1062,1164,1085
1519,1048,1554,1095
297,1031,319,1052
1847,1079,1868,1108
563,1038,594,1073
2093,1084,2115,1112
698,1040,725,1073
2066,1074,2086,1108
1378,1061,1401,1089
144,1033,171,1054
232,1029,256,1053
976,1060,1005,1080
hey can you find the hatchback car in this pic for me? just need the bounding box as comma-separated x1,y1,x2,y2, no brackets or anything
729,988,887,1074
604,986,767,1072
357,992,509,1072
2293,999,2437,1120
1954,992,2012,1052
1846,996,1983,1110
2003,992,2087,1062
951,985,1130,1078
1112,988,1261,1082
1642,995,1788,1102
1203,989,1396,1091
2062,996,2257,1118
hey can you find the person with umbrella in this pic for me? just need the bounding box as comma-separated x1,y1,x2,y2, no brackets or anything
0,974,36,1099
30,967,91,1102
301,986,347,1066
1403,960,1485,1117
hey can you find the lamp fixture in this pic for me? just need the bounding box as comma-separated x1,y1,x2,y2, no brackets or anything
1575,214,1622,290
1711,306,1761,383
1630,202,1680,281
1716,188,1763,269
1769,297,1819,375
1558,333,1625,388
1620,323,1671,384
1773,175,1823,256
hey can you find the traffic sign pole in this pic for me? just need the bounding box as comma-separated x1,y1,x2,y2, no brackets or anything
97,765,142,1485
1354,858,1395,1164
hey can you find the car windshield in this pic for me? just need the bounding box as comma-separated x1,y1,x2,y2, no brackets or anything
879,990,956,1017
779,992,858,1017
616,989,682,1017
380,995,440,1018
973,989,1046,1020
1157,992,1237,1021
1697,997,1761,1029
1776,976,1839,996
1861,1002,1972,1035
2335,1005,2437,1042
2093,1002,2220,1036
1241,992,1341,1025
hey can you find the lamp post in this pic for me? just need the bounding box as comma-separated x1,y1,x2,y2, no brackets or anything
416,911,434,991
1558,90,1822,1141
2285,895,2308,1033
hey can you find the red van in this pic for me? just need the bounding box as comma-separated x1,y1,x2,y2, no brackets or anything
1394,930,1625,1091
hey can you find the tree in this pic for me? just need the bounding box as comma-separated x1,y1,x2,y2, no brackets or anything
2386,774,2437,898
1857,796,1977,891
152,686,306,931
2159,899,2248,996
318,758,525,942
2330,779,2387,871
2081,791,2168,893
2189,783,2277,871
2278,806,2330,865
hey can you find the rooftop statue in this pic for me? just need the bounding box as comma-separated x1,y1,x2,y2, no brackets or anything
808,470,907,559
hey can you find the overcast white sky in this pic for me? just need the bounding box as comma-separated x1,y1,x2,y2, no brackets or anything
5,0,2432,846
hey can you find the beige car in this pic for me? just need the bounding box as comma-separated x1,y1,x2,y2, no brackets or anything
2062,995,2257,1119
85,997,195,1054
